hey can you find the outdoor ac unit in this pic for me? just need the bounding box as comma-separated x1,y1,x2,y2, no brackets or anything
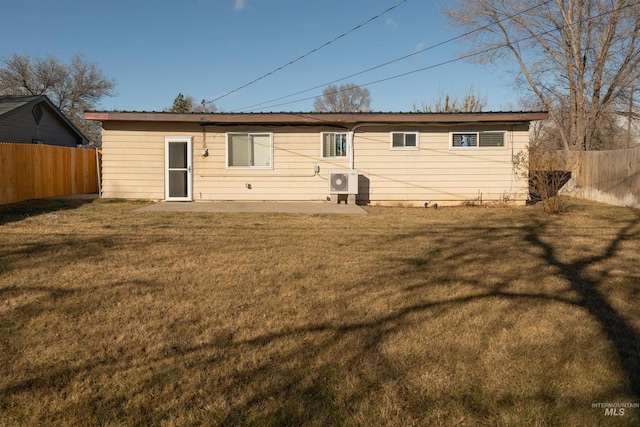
329,169,358,194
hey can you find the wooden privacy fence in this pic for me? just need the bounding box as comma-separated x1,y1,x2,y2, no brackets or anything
561,147,640,207
0,143,98,205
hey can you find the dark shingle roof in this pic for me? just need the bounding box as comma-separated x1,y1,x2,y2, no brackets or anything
0,95,44,117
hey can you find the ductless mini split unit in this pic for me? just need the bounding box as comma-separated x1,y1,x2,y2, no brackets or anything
329,169,358,195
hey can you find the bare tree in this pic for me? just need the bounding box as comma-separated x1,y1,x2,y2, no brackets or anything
444,0,640,150
0,53,115,146
414,86,487,112
167,93,217,113
313,83,371,112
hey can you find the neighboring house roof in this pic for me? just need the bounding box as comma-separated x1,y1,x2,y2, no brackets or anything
0,95,88,145
85,111,548,126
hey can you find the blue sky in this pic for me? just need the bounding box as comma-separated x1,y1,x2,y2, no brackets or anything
0,0,524,112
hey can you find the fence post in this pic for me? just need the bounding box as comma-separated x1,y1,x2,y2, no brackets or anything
95,148,102,198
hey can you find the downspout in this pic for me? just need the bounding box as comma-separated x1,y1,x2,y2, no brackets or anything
349,130,355,170
349,122,398,169
348,123,369,170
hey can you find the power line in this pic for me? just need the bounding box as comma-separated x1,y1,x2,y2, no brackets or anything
208,0,408,104
234,0,554,112
251,0,640,111
250,51,490,111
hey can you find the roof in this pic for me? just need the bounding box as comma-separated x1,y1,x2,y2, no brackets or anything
0,95,89,144
84,110,548,126
0,95,44,117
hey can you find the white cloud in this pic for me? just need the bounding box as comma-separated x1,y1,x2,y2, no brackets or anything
234,0,245,11
386,19,399,28
414,42,425,52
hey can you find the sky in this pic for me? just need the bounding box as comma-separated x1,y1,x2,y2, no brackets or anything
0,0,526,113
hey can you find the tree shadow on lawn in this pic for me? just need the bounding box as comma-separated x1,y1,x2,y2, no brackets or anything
1,210,639,425
210,211,640,423
396,211,640,400
0,232,115,277
0,198,96,226
523,214,640,399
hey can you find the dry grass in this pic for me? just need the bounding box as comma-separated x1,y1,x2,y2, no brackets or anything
1,197,639,426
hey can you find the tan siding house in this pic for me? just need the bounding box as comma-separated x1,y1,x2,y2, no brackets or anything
86,111,547,205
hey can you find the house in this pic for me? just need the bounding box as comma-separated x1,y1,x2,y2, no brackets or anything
84,111,548,205
0,95,88,147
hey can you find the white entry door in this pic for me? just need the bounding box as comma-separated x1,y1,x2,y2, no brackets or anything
165,137,193,201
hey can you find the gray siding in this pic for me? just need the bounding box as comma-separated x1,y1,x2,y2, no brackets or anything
0,102,80,147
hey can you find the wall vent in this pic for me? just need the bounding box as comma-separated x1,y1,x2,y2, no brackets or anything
32,104,43,124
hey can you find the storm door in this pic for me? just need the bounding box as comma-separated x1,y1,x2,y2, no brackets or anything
165,137,193,201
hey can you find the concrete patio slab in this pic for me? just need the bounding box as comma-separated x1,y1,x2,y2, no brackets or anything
135,201,367,214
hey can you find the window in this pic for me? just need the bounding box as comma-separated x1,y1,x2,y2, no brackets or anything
391,132,419,149
322,132,348,158
227,133,273,168
479,132,505,147
451,132,505,148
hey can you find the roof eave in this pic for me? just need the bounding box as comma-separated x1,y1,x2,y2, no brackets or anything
84,111,549,125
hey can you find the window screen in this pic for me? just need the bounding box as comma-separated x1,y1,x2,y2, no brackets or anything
322,133,348,158
452,133,478,147
451,132,505,148
479,132,505,147
228,133,272,167
391,132,419,149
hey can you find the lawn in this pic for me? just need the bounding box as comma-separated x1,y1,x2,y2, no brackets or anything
0,198,639,426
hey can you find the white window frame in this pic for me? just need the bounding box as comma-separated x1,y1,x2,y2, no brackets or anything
226,132,274,169
390,132,419,150
321,132,349,159
449,131,507,149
